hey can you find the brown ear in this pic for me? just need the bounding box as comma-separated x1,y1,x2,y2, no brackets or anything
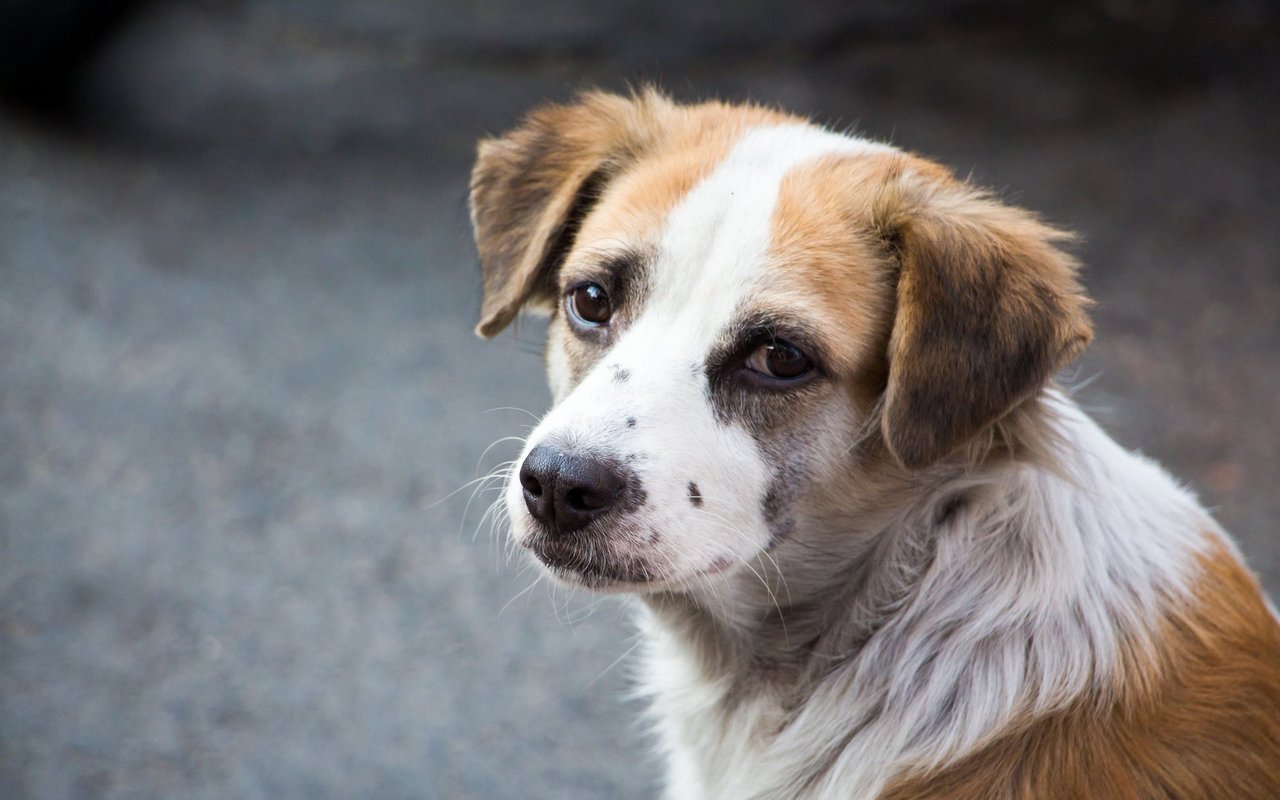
877,163,1093,469
469,89,669,338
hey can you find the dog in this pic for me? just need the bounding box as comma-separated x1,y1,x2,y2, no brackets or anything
468,89,1280,799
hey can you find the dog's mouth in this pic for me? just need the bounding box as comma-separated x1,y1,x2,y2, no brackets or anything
527,534,737,590
529,537,659,586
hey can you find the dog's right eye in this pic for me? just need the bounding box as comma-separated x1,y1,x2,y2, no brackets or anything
745,339,813,381
567,283,612,327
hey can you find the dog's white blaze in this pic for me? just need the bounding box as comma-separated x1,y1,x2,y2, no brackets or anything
648,124,890,334
509,125,891,584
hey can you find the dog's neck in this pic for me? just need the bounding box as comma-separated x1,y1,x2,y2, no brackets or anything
641,397,1067,681
637,392,1214,798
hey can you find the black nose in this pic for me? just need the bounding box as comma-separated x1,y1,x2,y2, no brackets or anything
518,444,625,536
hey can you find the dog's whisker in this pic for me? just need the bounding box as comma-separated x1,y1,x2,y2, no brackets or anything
460,464,517,540
428,461,517,513
500,573,543,618
686,506,794,614
475,494,511,543
473,436,528,474
482,406,543,423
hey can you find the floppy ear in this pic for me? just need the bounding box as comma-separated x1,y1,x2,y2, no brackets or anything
877,163,1093,470
469,89,668,338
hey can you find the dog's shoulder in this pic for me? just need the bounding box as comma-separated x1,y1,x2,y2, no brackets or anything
881,536,1280,800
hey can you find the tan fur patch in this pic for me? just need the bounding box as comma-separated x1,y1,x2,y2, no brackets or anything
764,150,1092,457
765,154,900,411
880,538,1280,800
871,155,1093,469
472,91,797,339
471,89,671,337
538,100,802,387
571,100,798,256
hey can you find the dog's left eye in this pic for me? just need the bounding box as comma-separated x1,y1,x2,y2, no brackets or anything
745,339,812,381
567,283,612,326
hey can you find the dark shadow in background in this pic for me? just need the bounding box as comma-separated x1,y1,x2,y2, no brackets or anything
0,0,149,119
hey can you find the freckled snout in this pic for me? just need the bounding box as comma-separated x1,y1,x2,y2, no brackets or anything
519,444,627,536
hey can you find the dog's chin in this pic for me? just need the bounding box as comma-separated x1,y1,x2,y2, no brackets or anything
521,531,740,595
526,535,664,593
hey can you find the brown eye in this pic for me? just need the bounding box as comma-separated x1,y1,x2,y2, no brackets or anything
568,283,612,326
746,339,812,380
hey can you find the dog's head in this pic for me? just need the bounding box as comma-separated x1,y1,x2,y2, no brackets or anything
471,90,1091,591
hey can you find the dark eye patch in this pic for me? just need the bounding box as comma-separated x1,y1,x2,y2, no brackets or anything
703,314,830,429
560,248,650,312
706,316,826,387
554,247,653,386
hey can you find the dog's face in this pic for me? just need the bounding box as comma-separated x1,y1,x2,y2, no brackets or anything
471,91,1091,592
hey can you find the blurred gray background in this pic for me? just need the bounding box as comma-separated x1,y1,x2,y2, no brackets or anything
1,1,1277,798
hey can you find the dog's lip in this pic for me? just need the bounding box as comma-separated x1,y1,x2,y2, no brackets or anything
528,536,738,586
528,538,581,569
529,537,657,584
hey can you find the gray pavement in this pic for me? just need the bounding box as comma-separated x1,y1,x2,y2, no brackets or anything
2,2,1278,798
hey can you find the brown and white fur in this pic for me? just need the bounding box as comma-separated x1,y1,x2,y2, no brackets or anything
469,89,1280,799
